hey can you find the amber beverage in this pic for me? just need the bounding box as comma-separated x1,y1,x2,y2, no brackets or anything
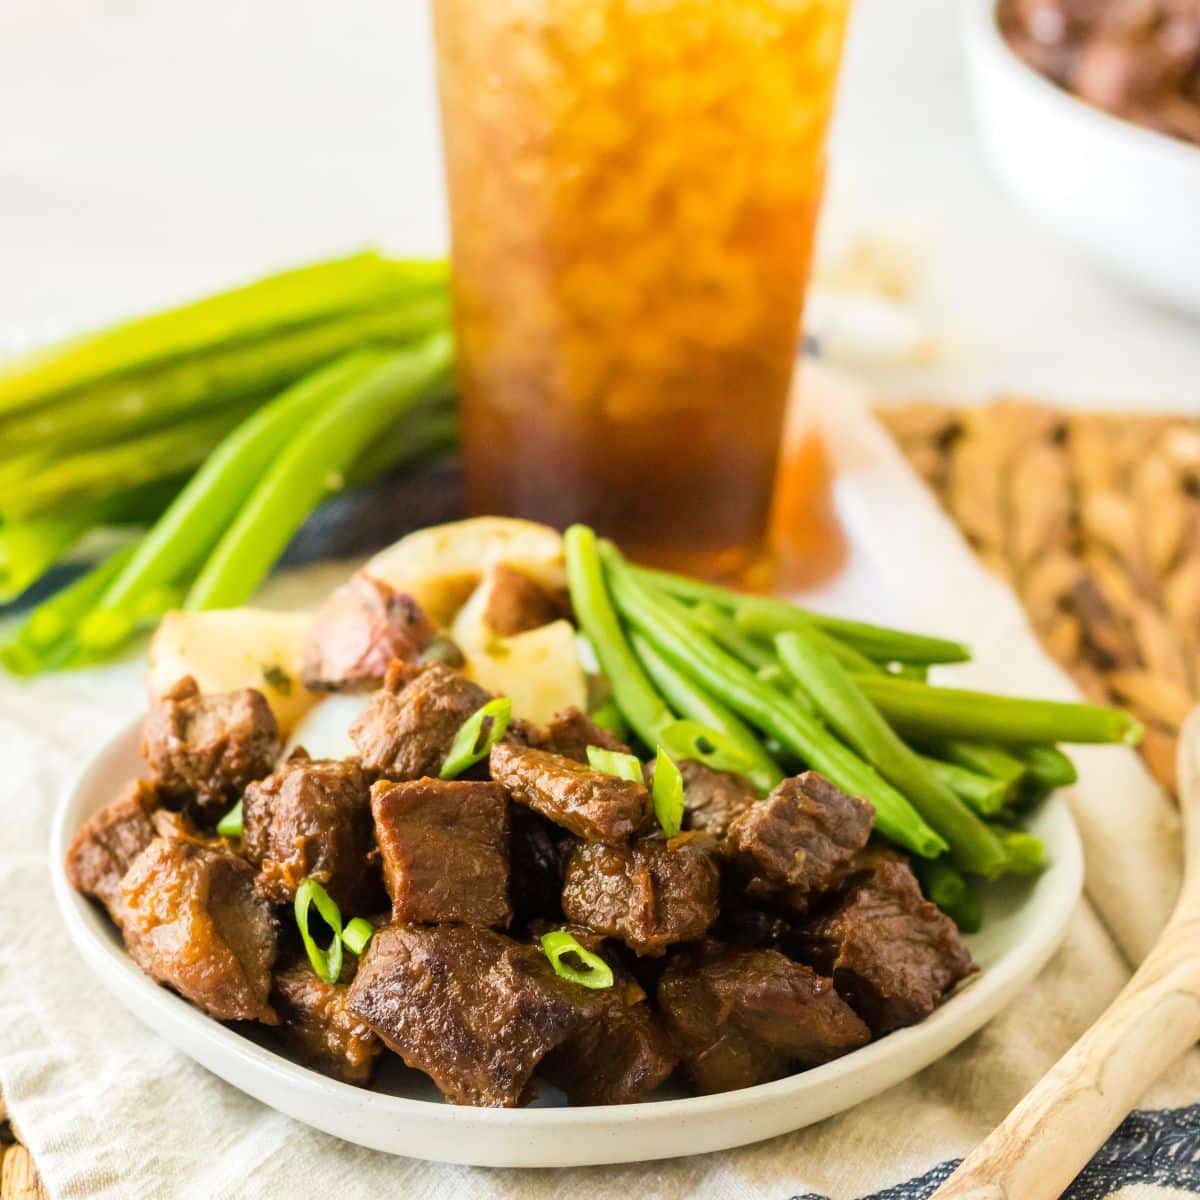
433,0,851,577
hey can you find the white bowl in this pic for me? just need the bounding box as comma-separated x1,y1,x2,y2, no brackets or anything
963,0,1200,317
50,719,1083,1168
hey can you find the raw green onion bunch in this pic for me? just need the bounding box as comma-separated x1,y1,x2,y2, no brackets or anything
1,250,459,674
564,524,1142,932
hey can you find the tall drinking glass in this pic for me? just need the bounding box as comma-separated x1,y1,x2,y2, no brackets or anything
433,0,851,577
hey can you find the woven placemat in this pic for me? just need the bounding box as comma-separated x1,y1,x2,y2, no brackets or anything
880,400,1200,796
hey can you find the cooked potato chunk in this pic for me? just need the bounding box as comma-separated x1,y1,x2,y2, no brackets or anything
463,619,586,725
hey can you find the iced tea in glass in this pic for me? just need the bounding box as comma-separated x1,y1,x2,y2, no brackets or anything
433,0,851,577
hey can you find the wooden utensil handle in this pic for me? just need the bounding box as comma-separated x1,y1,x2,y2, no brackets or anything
932,911,1200,1200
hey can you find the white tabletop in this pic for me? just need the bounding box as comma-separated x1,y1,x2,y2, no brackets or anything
2,0,1198,408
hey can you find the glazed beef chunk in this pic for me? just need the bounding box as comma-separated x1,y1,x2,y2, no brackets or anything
678,760,757,840
509,806,569,924
302,572,437,692
490,741,647,843
658,943,869,1094
796,858,975,1034
370,778,511,926
242,752,378,911
561,838,719,956
349,661,492,780
119,836,278,1022
346,924,611,1107
482,563,561,637
272,957,382,1085
727,772,873,895
65,778,160,918
142,676,280,818
542,706,630,763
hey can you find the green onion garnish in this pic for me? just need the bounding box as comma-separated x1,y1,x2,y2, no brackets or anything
215,799,243,839
585,744,644,783
341,917,375,957
589,699,629,740
439,696,512,779
294,878,343,984
658,718,752,775
652,747,685,837
540,930,614,990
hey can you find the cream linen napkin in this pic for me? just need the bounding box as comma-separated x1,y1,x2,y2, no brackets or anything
1,367,1196,1200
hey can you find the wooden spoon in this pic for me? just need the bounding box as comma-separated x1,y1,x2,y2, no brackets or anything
931,706,1200,1200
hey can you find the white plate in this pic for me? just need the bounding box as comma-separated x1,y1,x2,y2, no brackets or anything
51,719,1082,1168
963,0,1200,318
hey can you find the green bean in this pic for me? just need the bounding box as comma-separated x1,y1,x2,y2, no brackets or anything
923,739,1028,790
1016,744,1079,790
918,754,1012,816
625,564,972,664
186,336,453,610
0,296,450,458
688,602,775,672
992,826,1047,875
601,547,946,858
776,628,1007,877
853,673,1143,746
563,525,675,750
629,630,784,794
0,251,447,416
0,511,100,603
0,399,259,522
76,354,381,653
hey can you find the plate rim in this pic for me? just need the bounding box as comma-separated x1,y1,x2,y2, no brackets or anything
51,718,1084,1166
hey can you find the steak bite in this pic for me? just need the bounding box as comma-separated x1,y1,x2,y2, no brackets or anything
118,836,278,1023
345,923,612,1107
726,772,873,895
657,943,870,1095
242,751,379,912
482,563,561,637
302,572,437,693
795,858,976,1034
509,806,570,925
370,778,511,927
677,760,757,841
142,675,281,818
271,957,382,1085
561,838,720,956
349,661,492,780
66,778,160,919
489,741,648,843
542,706,630,763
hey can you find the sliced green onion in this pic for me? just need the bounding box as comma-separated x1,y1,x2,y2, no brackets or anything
589,699,629,741
658,718,753,775
586,745,644,783
215,799,244,839
540,930,614,990
341,917,375,957
653,747,685,837
295,878,343,984
439,696,512,779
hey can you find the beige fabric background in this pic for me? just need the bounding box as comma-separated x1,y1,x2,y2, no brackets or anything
0,378,1194,1199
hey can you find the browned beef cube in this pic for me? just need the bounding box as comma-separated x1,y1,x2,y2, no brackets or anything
242,751,379,911
271,957,383,1085
345,924,611,1106
65,778,160,919
370,778,511,926
489,741,647,843
510,806,570,924
796,858,976,1034
302,572,438,692
483,563,562,636
119,837,278,1023
657,943,870,1095
678,760,757,840
561,838,719,956
142,676,280,818
726,772,873,895
349,661,492,780
542,706,630,763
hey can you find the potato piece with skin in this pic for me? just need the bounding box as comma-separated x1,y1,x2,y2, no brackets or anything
363,517,566,625
148,608,317,733
451,564,561,656
464,620,587,726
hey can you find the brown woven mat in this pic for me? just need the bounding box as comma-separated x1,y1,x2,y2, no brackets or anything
0,1096,46,1200
880,400,1200,796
